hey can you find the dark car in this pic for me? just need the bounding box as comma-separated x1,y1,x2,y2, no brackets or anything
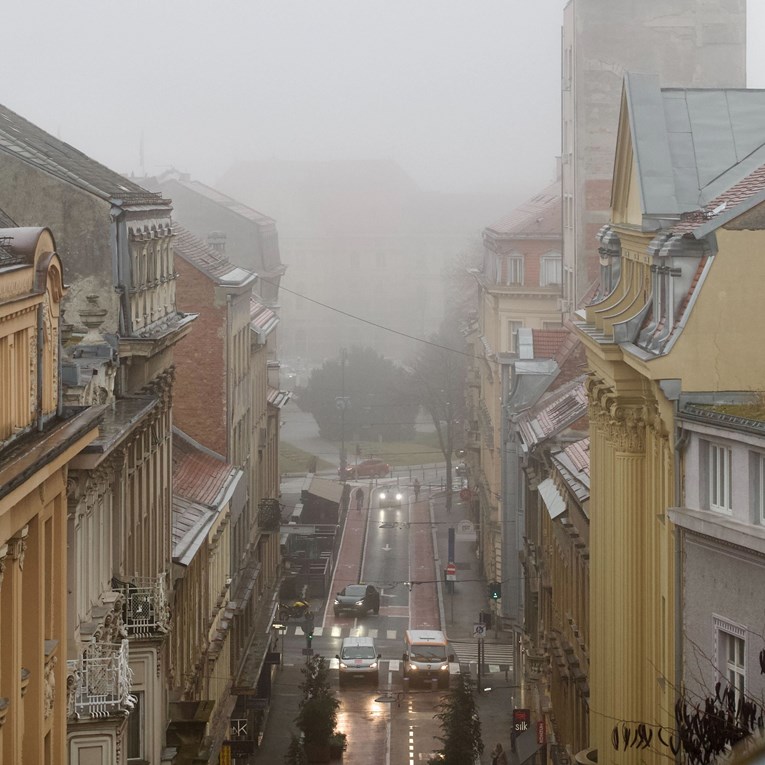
333,584,380,617
378,487,404,508
338,459,391,480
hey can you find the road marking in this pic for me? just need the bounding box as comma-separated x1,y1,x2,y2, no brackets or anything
387,630,397,640
388,659,400,672
331,626,342,637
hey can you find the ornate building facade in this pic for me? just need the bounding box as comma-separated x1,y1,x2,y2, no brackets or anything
574,74,765,763
0,224,101,764
0,103,196,763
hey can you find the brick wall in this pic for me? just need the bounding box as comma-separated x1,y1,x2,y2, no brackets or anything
173,259,228,456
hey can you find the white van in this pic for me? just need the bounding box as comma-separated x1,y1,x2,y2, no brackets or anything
336,636,381,687
402,629,455,688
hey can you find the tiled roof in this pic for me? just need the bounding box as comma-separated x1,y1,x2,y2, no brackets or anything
173,224,255,285
531,329,570,360
516,376,588,451
673,163,765,235
0,104,168,205
486,180,561,238
172,429,238,507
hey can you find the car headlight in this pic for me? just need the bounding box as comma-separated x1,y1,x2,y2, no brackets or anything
379,491,387,500
355,600,365,606
440,664,449,671
334,599,340,605
339,662,347,669
408,663,417,671
395,493,403,501
370,662,378,669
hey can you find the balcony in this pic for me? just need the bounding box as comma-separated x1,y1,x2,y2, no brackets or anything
116,573,170,637
67,639,135,719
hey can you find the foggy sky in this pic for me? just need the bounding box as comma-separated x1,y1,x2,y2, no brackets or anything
2,1,765,197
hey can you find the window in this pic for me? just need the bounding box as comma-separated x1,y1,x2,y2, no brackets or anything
541,254,562,286
755,453,765,525
716,619,746,706
507,321,523,353
709,443,732,513
127,691,144,761
503,256,524,285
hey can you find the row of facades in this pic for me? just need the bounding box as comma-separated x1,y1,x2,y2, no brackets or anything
467,2,765,763
0,104,288,763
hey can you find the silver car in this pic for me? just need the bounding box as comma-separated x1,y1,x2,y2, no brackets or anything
337,636,381,686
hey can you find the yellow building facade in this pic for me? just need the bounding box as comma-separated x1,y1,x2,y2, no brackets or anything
575,74,765,763
0,226,100,764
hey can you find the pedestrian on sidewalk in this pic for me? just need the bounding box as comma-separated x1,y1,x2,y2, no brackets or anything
491,742,509,765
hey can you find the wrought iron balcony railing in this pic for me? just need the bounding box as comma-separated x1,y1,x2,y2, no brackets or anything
116,573,170,637
67,639,134,719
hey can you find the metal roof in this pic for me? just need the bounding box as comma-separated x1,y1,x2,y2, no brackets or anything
624,73,765,216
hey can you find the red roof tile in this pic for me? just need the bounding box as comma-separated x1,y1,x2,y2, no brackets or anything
172,429,236,507
486,180,561,238
531,329,570,360
673,163,765,235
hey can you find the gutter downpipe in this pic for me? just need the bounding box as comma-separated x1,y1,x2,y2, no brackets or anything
673,414,690,762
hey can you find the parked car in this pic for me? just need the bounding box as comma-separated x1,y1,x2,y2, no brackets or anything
455,462,468,477
338,458,391,480
336,636,381,686
333,584,380,616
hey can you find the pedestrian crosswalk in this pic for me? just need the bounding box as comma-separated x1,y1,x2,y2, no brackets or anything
449,640,514,672
291,626,399,640
280,626,513,671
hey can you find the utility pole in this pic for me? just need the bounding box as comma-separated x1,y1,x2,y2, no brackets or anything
336,348,349,480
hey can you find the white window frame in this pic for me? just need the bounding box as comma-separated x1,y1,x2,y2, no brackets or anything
757,453,765,525
540,253,562,286
504,256,524,286
507,321,523,353
709,443,732,514
715,616,746,707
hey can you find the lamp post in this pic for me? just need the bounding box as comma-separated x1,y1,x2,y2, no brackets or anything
337,348,349,480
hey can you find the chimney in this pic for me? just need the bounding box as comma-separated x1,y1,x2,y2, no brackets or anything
207,231,226,255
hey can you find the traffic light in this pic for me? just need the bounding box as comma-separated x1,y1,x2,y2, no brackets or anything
488,581,502,600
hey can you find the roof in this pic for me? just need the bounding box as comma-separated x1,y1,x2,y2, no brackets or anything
485,180,561,238
267,386,292,409
531,329,570,360
250,299,279,339
551,438,591,510
516,376,588,452
172,429,241,507
160,173,275,228
0,103,169,206
623,73,765,217
173,224,255,285
303,476,343,504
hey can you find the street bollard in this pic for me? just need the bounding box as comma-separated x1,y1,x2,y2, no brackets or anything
431,677,438,692
403,677,410,694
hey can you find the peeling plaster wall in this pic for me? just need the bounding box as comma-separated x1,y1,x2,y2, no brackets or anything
0,152,119,334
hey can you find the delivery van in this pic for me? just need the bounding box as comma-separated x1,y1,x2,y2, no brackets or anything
336,636,381,687
402,629,455,688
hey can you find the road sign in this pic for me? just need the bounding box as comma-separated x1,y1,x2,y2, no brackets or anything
473,623,487,638
446,562,457,581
